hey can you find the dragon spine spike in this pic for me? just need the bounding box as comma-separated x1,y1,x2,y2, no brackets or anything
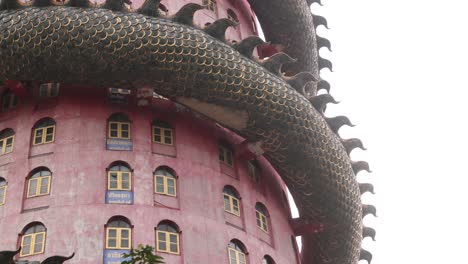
362,204,377,218
359,248,373,264
362,226,376,241
170,3,204,26
317,79,331,93
41,252,75,264
285,72,317,95
103,0,131,12
312,15,329,29
318,55,333,72
352,161,371,175
203,18,238,42
310,94,339,113
260,52,297,75
316,35,332,52
359,183,375,195
233,36,266,59
137,0,162,17
342,138,367,155
325,116,354,134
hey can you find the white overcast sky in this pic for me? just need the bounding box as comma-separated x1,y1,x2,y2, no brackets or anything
306,0,468,263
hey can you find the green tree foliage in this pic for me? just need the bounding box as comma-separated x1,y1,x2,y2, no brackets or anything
121,245,165,264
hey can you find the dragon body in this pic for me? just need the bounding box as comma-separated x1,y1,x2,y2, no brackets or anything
0,0,374,263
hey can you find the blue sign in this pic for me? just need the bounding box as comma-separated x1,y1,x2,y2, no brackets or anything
106,190,134,204
106,138,133,151
103,249,131,264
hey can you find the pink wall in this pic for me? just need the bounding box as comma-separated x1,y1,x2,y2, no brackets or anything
0,84,298,263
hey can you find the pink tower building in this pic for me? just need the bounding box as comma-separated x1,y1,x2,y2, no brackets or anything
0,1,301,263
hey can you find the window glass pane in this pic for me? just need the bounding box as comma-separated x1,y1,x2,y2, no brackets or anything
239,253,246,264
158,241,166,251
121,180,130,190
110,130,118,137
107,238,116,248
108,229,117,238
22,235,32,247
156,184,164,193
169,234,178,243
121,173,129,181
167,178,175,187
121,124,129,131
45,135,53,142
46,127,54,135
110,123,118,130
35,129,43,137
121,131,129,138
168,186,175,195
121,239,129,248
224,195,231,211
170,243,178,253
226,150,233,165
158,232,166,242
34,234,44,253
29,179,38,196
121,229,129,239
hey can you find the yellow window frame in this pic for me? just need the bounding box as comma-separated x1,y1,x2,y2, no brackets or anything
152,126,173,145
0,135,14,155
0,185,6,205
219,145,234,167
33,125,55,145
20,231,46,257
224,194,240,216
27,176,51,198
156,230,180,255
154,175,177,197
256,210,269,233
106,227,132,250
228,248,246,264
108,121,131,139
107,171,132,191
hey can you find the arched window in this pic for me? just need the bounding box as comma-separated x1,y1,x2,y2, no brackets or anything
20,223,46,257
32,118,56,145
0,177,7,205
228,240,247,264
202,0,216,12
154,167,176,197
106,217,132,250
27,168,52,198
0,128,14,155
108,162,132,191
227,9,239,23
255,203,269,233
262,255,275,264
108,113,131,140
219,144,234,166
223,186,240,216
156,221,180,255
152,121,173,145
1,89,18,112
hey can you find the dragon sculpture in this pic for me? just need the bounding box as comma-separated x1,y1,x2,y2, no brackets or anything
0,0,375,263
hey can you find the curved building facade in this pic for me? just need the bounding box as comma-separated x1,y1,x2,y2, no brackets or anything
0,2,301,263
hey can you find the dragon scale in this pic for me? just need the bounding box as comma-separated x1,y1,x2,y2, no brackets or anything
0,1,373,263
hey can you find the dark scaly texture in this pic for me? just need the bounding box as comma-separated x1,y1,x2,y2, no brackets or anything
0,5,365,264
